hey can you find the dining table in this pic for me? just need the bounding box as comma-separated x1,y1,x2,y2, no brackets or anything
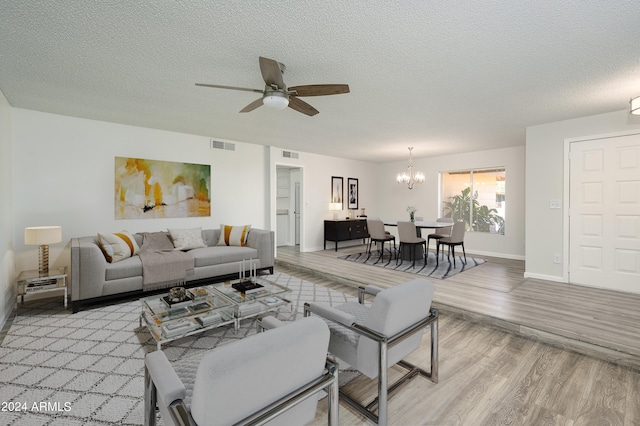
383,220,453,261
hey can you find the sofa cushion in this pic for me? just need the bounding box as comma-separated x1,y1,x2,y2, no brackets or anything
189,246,258,268
98,231,140,263
169,227,207,250
105,255,143,281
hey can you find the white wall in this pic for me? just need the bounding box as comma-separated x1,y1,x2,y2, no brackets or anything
378,146,525,259
12,109,269,273
268,147,379,252
0,90,14,327
11,109,382,276
525,109,640,281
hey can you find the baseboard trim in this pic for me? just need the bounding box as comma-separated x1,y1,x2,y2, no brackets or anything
523,272,566,283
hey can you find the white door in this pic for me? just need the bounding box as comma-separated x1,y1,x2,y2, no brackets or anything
569,133,640,293
294,181,301,245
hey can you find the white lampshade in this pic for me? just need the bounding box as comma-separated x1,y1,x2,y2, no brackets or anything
263,93,289,110
329,203,342,220
631,97,640,115
25,226,62,245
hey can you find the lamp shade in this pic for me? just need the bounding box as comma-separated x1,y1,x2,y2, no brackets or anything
631,97,640,115
25,226,62,245
330,203,343,211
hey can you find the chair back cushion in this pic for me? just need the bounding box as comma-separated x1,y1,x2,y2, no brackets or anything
442,221,466,244
367,218,387,240
190,316,329,426
357,278,434,378
397,221,421,243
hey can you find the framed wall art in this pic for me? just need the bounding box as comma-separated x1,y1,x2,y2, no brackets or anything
115,156,211,219
331,176,343,208
347,177,359,209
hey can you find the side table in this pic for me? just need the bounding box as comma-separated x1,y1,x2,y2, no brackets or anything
16,267,68,309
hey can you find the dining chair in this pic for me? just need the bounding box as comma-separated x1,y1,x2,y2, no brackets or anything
366,218,396,263
397,221,427,268
436,221,467,268
426,217,454,262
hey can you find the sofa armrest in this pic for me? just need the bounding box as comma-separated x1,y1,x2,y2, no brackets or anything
246,228,274,270
71,237,108,302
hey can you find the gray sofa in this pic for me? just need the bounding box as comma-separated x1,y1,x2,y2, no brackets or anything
71,228,274,312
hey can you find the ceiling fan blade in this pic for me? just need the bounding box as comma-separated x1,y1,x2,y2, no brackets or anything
259,56,286,89
195,83,263,94
239,97,264,113
288,84,350,97
240,98,262,112
288,96,319,116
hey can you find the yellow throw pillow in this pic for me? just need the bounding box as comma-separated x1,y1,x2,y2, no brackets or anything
217,224,251,247
98,231,140,263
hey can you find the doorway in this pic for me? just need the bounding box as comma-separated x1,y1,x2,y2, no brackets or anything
276,166,302,248
568,132,640,293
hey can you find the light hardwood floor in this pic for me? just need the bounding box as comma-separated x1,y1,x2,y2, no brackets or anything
274,245,640,425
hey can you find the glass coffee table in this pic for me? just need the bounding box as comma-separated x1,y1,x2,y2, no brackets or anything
140,277,291,350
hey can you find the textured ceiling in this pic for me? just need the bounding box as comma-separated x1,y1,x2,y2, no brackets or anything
1,1,639,163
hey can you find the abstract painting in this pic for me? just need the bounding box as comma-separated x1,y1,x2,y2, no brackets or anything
115,157,210,219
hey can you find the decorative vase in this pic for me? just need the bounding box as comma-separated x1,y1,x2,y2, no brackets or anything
410,212,415,222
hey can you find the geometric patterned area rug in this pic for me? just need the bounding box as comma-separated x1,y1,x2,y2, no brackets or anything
0,272,358,425
338,249,486,279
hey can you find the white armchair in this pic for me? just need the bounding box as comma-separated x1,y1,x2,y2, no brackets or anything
144,316,338,426
304,278,438,426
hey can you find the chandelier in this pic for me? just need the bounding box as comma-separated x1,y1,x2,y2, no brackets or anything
396,147,425,190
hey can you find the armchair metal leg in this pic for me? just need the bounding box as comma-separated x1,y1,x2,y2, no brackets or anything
144,366,157,426
338,311,439,425
378,340,388,425
328,369,339,426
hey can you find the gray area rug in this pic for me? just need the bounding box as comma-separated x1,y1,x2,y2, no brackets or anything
339,249,486,279
0,272,359,425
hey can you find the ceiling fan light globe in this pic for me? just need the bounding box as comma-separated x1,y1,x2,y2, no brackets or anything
263,94,289,110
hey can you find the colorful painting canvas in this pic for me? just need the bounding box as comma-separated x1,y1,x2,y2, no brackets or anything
115,157,211,219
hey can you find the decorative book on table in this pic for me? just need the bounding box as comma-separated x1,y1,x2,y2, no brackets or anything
232,280,264,294
161,319,197,338
25,279,59,293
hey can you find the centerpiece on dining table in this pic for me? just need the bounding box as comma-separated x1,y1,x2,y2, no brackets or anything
407,206,417,222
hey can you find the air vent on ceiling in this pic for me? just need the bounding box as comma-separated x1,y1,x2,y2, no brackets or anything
282,150,299,159
210,139,235,151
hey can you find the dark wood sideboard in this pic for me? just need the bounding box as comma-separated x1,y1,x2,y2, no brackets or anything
324,219,369,251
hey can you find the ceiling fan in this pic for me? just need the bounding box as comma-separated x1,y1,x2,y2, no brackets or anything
196,56,349,116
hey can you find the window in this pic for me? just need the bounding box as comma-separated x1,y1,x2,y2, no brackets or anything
441,168,505,234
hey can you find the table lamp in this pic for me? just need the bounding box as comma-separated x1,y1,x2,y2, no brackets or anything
25,226,62,275
330,203,342,220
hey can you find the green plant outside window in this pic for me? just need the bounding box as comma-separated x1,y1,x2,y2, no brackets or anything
441,169,505,234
